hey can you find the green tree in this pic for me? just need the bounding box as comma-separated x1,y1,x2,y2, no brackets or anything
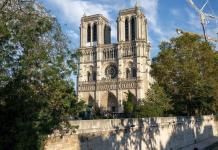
0,0,84,149
151,33,218,116
123,91,135,117
136,83,172,117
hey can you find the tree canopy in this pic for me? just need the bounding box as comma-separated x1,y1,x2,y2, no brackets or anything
151,33,218,116
137,83,172,117
0,0,84,149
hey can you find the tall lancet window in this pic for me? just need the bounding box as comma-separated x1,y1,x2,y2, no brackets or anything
87,71,91,81
104,25,111,44
132,68,137,78
87,24,91,42
93,23,97,42
104,25,107,44
125,18,129,41
126,68,130,78
131,17,135,40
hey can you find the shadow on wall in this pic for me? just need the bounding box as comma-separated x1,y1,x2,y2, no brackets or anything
77,116,215,150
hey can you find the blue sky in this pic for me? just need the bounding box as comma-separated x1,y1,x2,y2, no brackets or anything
37,0,218,88
38,0,218,56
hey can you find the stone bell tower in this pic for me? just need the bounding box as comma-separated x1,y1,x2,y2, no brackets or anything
77,5,152,113
116,5,151,103
80,14,111,48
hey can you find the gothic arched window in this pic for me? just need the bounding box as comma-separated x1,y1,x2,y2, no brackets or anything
104,25,107,44
93,23,97,42
92,71,96,81
108,27,111,43
131,17,135,40
132,68,137,78
126,68,130,78
87,71,91,81
104,25,111,44
87,24,91,42
125,18,129,41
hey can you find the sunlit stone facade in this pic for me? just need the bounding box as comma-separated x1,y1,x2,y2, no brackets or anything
77,5,152,113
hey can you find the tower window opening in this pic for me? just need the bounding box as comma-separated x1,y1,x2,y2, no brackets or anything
125,19,129,41
131,17,135,40
93,23,97,42
87,24,91,42
104,25,107,44
104,25,111,44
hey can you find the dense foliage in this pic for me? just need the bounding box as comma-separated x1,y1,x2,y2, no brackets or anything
0,0,84,149
151,33,218,116
137,83,172,117
123,84,172,118
123,91,136,117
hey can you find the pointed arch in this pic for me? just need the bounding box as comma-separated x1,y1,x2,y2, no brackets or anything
104,25,111,44
125,18,129,41
93,23,97,42
87,24,91,42
92,71,96,81
131,17,136,40
104,25,107,44
132,67,137,78
107,92,118,112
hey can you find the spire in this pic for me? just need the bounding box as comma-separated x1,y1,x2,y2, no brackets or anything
83,8,86,17
83,12,86,17
135,0,140,8
135,0,141,14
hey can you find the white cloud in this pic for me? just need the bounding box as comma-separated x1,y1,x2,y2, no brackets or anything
47,0,112,27
170,9,180,17
137,0,161,34
185,8,201,30
131,0,173,41
67,30,79,39
46,0,123,41
45,0,180,52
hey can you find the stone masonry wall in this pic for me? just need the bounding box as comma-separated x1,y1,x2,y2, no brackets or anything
44,116,217,150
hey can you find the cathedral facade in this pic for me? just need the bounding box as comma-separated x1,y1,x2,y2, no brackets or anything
77,5,152,113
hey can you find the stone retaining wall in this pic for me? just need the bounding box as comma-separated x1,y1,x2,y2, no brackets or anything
45,116,217,150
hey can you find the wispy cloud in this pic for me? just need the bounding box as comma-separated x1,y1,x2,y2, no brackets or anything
133,0,175,41
170,9,180,17
47,0,112,27
45,0,168,40
42,0,217,53
134,0,163,36
185,8,201,31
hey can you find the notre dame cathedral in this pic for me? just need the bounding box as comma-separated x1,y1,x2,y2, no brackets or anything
77,4,153,113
